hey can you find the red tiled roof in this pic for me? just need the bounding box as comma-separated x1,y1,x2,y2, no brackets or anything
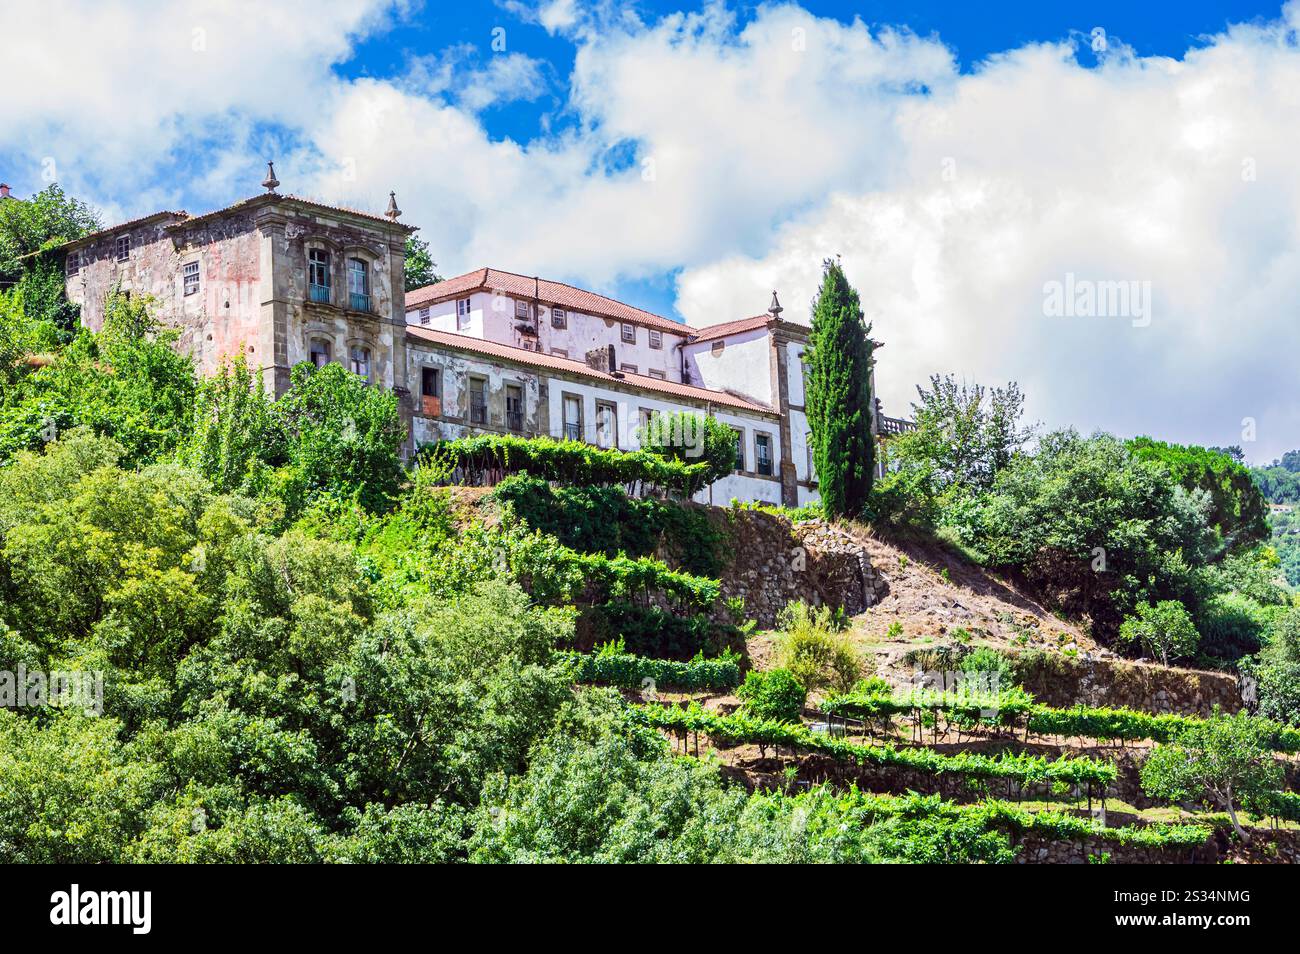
56,211,190,251
689,314,812,343
405,326,775,415
406,268,694,336
53,193,413,253
688,314,772,342
170,193,415,232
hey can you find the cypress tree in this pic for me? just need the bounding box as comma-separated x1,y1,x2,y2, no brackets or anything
805,259,875,518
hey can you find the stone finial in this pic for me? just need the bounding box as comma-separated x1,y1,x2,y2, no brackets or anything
385,191,402,221
768,290,783,318
262,161,280,193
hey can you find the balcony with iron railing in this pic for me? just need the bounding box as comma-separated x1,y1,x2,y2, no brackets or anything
349,292,372,313
309,283,331,304
506,410,524,432
563,423,582,441
469,398,488,426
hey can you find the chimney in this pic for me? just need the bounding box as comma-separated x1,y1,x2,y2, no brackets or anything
585,344,616,373
0,184,11,200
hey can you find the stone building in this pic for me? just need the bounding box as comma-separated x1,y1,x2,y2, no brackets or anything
59,165,413,397
53,170,899,507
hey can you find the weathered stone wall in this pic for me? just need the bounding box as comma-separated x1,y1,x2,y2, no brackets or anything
711,511,887,627
1011,651,1244,717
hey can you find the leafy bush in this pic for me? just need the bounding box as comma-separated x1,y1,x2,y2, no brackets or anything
774,600,862,692
566,641,742,692
492,474,723,576
637,410,740,489
736,669,807,723
1118,600,1200,666
1140,710,1284,840
959,646,1017,690
422,433,713,497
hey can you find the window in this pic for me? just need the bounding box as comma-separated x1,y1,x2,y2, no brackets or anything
418,306,430,324
620,363,638,374
551,307,567,329
505,384,524,432
732,429,745,472
309,249,331,303
469,377,487,426
115,235,130,262
551,348,569,359
309,338,332,368
711,340,725,356
456,298,471,330
421,366,441,416
596,401,617,449
755,434,773,476
515,299,531,319
347,258,370,311
806,434,814,480
348,345,371,380
649,329,662,349
183,261,200,296
562,395,582,441
621,323,635,344
67,253,79,275
648,369,666,380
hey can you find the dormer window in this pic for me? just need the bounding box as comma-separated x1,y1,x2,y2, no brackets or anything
309,249,331,303
347,258,370,312
115,236,130,262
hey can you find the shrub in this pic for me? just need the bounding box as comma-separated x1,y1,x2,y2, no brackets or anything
775,600,862,693
736,669,807,723
1118,600,1200,666
959,646,1016,691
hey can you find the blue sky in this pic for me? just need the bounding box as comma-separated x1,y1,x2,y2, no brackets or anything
340,1,1276,154
4,0,1300,459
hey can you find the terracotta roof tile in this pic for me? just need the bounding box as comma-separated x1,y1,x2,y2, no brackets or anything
405,326,775,415
406,268,695,336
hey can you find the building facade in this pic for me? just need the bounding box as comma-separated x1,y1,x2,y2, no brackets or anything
53,177,893,508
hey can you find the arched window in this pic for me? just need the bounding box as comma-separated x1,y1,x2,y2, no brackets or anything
347,258,370,312
309,249,331,303
348,344,371,380
309,338,332,368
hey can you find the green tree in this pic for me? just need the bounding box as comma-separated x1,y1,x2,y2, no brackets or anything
0,288,196,466
0,183,101,283
274,361,406,513
403,236,440,292
1128,437,1268,548
1118,600,1200,666
637,410,738,488
735,668,807,722
182,356,287,493
805,259,874,518
1140,710,1283,840
895,374,1033,492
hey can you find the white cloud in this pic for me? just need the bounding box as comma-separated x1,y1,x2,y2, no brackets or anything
674,7,1300,460
4,0,1300,458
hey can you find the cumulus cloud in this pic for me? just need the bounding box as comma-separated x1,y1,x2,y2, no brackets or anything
3,0,1300,457
675,7,1300,460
